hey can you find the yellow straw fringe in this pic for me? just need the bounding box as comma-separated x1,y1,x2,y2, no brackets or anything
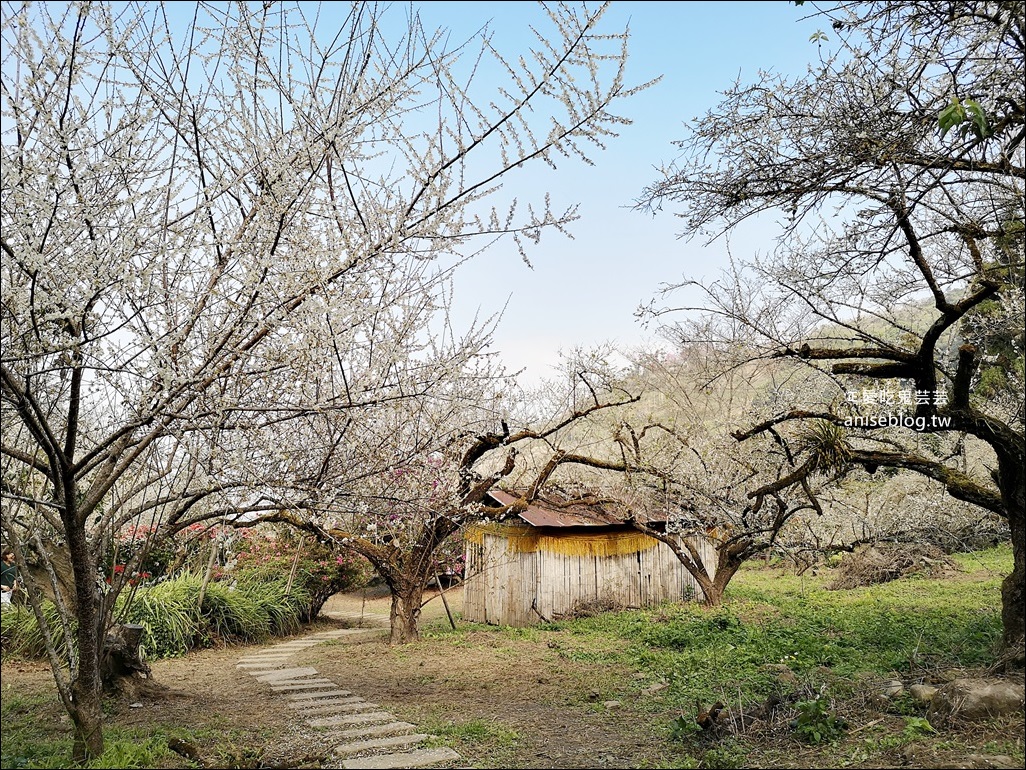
465,523,658,557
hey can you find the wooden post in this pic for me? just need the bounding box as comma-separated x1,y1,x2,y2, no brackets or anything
434,572,457,630
285,536,306,595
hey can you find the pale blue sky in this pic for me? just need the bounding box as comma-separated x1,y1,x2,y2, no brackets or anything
23,1,826,385
415,1,827,384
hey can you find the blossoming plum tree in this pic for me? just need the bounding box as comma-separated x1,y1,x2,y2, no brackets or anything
256,360,639,644
0,1,647,759
637,0,1024,662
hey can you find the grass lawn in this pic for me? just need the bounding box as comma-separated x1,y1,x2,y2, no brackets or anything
1,545,1022,769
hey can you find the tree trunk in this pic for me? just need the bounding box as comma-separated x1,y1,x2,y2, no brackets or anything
101,624,151,691
69,676,105,764
21,536,78,611
1002,515,1024,660
696,575,722,606
389,580,425,645
65,497,105,762
699,552,744,607
997,451,1025,665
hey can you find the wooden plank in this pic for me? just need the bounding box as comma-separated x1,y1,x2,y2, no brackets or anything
462,529,717,627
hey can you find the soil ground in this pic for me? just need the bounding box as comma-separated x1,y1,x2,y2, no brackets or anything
2,577,1023,769
307,585,670,768
1,586,674,768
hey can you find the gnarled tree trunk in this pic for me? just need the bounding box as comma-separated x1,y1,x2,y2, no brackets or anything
100,624,152,693
1002,514,1024,659
388,578,426,644
697,549,747,607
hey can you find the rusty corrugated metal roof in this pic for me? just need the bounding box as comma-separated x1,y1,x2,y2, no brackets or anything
487,489,664,528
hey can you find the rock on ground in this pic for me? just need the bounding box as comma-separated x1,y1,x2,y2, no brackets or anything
928,678,1025,722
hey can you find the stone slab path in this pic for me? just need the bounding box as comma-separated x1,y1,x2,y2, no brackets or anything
237,610,460,769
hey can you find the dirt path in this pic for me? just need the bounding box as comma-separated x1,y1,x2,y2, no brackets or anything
1,586,673,768
234,615,461,769
321,583,460,628
307,587,673,769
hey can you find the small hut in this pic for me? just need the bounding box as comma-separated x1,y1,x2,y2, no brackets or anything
462,491,714,626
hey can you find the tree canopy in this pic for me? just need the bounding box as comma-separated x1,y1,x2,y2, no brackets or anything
0,1,647,760
638,0,1024,658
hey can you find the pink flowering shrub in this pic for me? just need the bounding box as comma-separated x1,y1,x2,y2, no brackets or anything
101,521,226,590
101,523,198,586
224,527,374,620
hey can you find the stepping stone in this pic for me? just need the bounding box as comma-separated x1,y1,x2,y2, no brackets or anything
289,702,369,714
287,695,368,708
259,675,331,685
291,701,380,717
313,629,381,638
287,694,367,707
238,666,291,673
341,747,460,769
255,667,320,682
238,656,293,664
269,680,338,692
333,733,429,756
287,690,354,701
330,722,418,741
236,629,455,770
307,711,395,728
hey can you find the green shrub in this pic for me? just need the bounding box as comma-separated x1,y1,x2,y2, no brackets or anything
1,603,71,659
103,521,226,587
234,577,309,636
2,524,372,661
121,574,306,657
2,573,311,661
223,527,373,620
793,697,847,744
123,577,204,658
196,582,267,641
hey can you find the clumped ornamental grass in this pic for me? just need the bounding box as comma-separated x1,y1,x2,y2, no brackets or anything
529,544,1010,707
126,573,311,658
1,573,311,661
1,601,71,659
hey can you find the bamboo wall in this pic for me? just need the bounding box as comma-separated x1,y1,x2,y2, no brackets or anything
462,524,715,627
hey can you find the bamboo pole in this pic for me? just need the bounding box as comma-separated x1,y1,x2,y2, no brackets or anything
285,536,306,596
197,533,219,610
434,572,457,630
